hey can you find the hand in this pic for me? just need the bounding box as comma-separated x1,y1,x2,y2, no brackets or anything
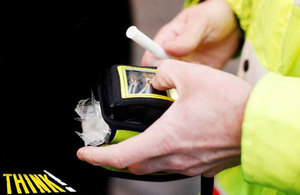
142,0,242,69
77,60,252,177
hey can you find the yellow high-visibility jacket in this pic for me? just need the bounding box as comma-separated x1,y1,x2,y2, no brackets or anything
185,0,300,194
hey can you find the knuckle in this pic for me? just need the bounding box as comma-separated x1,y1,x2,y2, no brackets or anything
111,159,127,169
200,153,212,165
169,159,186,171
161,138,175,154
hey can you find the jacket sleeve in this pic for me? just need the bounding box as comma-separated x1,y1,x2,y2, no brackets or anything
184,0,252,31
183,0,200,8
225,0,253,32
241,73,300,194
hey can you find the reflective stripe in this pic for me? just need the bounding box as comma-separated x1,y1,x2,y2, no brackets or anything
295,0,300,7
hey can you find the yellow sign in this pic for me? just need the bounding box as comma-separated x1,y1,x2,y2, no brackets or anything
2,170,76,194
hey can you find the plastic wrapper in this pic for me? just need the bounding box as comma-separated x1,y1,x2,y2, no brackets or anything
75,94,111,146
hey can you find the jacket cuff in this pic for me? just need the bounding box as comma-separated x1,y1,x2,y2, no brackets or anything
241,73,300,193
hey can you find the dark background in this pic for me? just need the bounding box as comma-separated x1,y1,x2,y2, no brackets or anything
0,1,131,194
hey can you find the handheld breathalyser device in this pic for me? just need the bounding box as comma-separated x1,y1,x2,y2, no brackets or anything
75,26,186,181
76,64,186,181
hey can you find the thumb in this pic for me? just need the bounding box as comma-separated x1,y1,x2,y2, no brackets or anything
77,121,170,169
151,60,188,92
163,19,205,58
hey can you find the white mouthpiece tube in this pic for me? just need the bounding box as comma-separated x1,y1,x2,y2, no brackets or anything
126,26,170,59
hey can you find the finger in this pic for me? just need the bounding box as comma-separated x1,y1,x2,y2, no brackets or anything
141,17,185,66
129,154,223,176
151,60,178,91
201,162,232,177
201,165,225,177
128,154,198,175
175,162,219,177
178,156,241,177
151,59,196,92
202,156,241,177
128,156,171,175
152,11,188,48
77,121,170,169
163,16,206,58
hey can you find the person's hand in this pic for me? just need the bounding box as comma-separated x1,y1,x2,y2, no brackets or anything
142,0,242,69
77,60,252,177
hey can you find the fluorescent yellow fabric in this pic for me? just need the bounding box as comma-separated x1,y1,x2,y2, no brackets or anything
242,73,300,194
219,0,300,194
226,0,300,76
110,130,140,144
217,166,283,195
280,5,300,76
184,0,300,194
183,0,199,8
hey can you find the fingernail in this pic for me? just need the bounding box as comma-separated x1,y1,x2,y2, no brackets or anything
77,148,86,160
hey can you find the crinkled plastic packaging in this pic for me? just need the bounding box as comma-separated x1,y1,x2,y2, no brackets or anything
75,94,111,146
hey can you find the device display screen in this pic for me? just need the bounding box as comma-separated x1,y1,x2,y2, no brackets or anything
125,68,167,96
